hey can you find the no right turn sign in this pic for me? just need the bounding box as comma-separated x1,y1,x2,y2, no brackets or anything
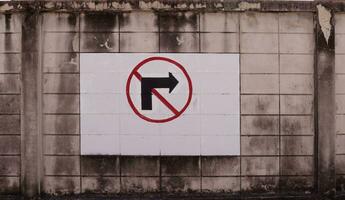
80,53,240,156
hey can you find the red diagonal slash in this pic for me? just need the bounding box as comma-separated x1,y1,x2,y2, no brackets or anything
133,71,179,115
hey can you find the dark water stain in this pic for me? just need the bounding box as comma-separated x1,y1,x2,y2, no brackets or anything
160,12,198,32
161,156,200,176
81,156,119,176
281,118,302,135
5,14,11,31
53,157,77,175
84,12,118,31
164,177,187,192
280,177,313,193
252,117,276,132
256,98,270,113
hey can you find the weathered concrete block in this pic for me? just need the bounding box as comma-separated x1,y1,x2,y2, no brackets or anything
160,33,199,52
43,33,79,52
43,74,79,94
43,94,79,114
280,74,313,94
82,177,120,193
336,135,345,154
336,55,345,74
279,13,313,33
241,54,278,74
280,136,314,155
120,33,159,52
0,115,20,135
81,12,118,32
201,156,240,176
161,156,200,176
336,95,345,114
44,135,79,155
336,35,345,54
241,157,279,176
0,74,20,94
241,177,279,193
43,13,79,32
43,177,80,194
202,177,240,193
0,14,22,33
81,33,119,52
0,177,20,194
280,95,313,114
281,116,314,135
121,177,159,193
280,34,314,54
0,33,21,52
160,12,199,32
200,13,238,32
81,156,119,176
280,54,313,74
240,13,278,33
200,33,239,53
161,177,200,192
241,95,279,114
280,176,313,193
335,14,345,34
281,156,313,175
43,53,79,73
241,116,279,136
241,74,279,94
44,156,80,175
336,115,345,134
43,114,79,135
337,175,345,192
336,75,345,94
0,156,20,175
0,95,20,114
0,53,21,73
336,155,345,174
241,136,279,155
0,136,20,154
121,156,159,176
120,12,158,32
240,33,278,53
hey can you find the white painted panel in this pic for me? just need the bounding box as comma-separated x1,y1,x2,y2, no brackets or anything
201,136,240,155
160,136,201,155
80,94,119,114
81,114,119,134
200,115,240,136
80,53,240,155
81,134,120,155
120,135,160,155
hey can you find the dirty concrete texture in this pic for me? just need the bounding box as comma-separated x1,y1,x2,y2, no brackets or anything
0,0,344,199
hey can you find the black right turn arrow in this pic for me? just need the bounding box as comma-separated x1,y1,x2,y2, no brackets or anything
141,72,179,110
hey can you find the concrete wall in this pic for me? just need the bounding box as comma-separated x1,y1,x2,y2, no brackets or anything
0,0,342,198
0,13,22,194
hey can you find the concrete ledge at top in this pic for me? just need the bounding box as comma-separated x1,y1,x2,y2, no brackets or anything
0,1,332,13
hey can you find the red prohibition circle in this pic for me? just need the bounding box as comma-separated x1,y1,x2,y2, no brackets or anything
126,56,193,123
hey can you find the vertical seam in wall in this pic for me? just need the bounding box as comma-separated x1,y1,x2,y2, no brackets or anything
78,12,82,194
118,13,121,53
277,13,281,194
20,13,24,195
37,12,43,195
157,10,160,52
238,12,242,197
198,12,202,193
157,12,162,194
313,12,319,193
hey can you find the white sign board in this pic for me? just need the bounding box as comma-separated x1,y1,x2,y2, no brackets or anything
80,53,240,155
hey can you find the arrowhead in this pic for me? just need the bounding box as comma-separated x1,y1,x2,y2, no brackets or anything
168,72,179,93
